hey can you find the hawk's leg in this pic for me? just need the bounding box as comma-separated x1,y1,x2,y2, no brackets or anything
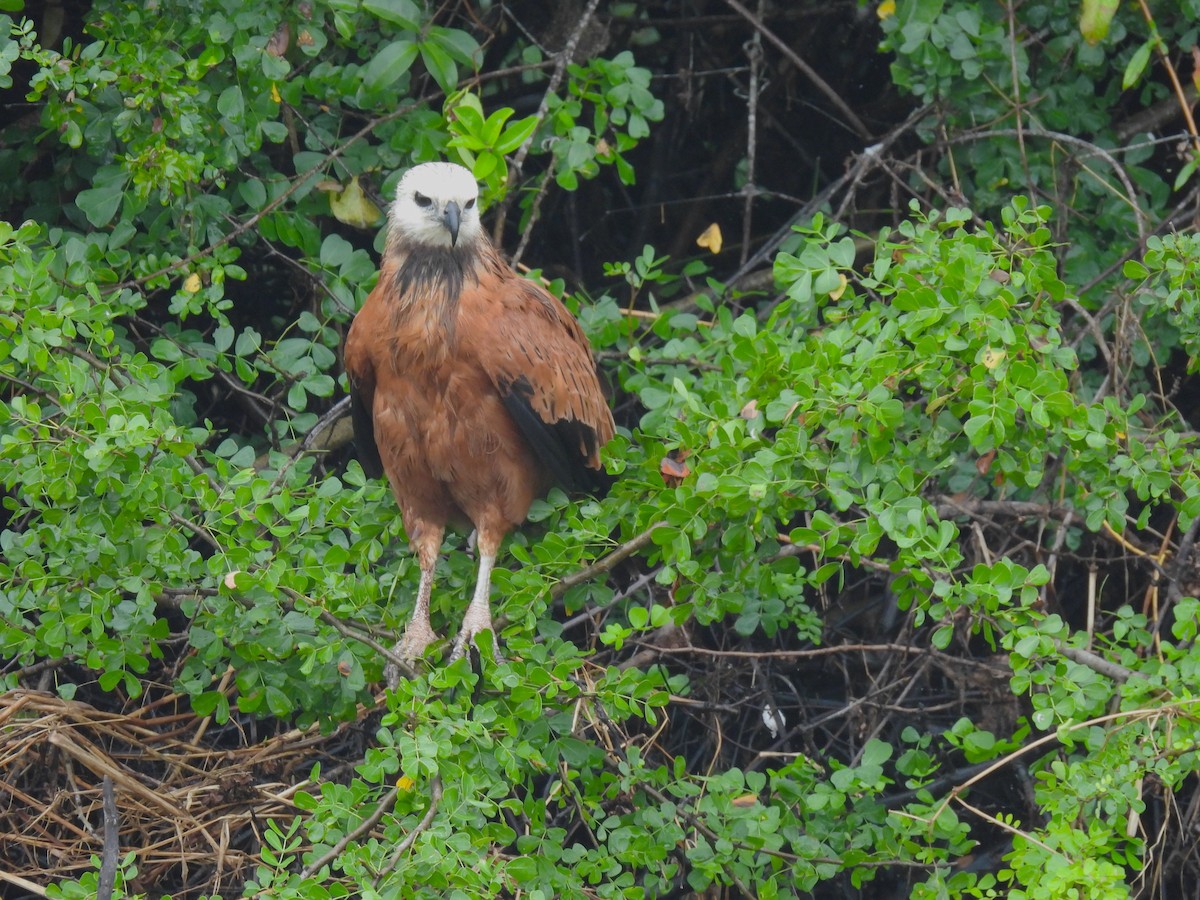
385,526,443,687
450,529,502,661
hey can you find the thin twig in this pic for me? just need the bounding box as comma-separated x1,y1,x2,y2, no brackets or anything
299,395,353,455
278,585,418,682
0,872,47,897
1164,515,1200,609
1132,0,1200,154
727,104,932,288
492,0,605,241
933,701,1200,826
722,0,870,140
1055,642,1138,683
510,168,555,269
301,786,400,878
739,2,764,268
945,127,1148,244
646,640,938,660
1004,0,1032,193
375,775,443,883
166,511,223,553
551,521,667,600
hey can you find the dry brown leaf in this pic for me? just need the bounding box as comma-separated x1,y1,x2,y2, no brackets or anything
266,21,290,57
660,454,691,484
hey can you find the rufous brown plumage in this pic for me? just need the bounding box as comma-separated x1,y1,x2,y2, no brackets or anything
343,162,615,674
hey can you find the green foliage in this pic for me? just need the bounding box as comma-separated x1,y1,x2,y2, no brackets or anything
546,50,664,189
45,851,151,900
880,0,1172,285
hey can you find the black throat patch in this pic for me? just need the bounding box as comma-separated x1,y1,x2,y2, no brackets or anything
389,244,482,314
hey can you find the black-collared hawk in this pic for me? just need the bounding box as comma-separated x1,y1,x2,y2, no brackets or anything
343,162,615,672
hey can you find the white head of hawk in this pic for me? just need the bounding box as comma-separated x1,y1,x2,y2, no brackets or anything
390,162,482,250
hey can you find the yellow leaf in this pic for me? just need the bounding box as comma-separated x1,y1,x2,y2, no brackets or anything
876,0,896,19
397,775,415,791
328,175,382,229
1079,0,1119,45
982,347,1005,369
829,272,848,300
696,222,723,254
183,272,202,293
271,83,281,104
926,393,950,417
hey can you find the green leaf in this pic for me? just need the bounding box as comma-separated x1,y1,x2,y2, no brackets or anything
239,178,267,210
76,181,125,228
1122,259,1148,279
235,327,262,356
363,38,418,91
1174,154,1199,190
420,42,458,93
429,25,480,65
362,0,420,29
151,338,182,362
1122,40,1152,90
495,114,538,154
217,84,244,119
1080,0,1120,45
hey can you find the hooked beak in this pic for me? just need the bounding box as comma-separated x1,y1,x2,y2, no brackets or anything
442,201,461,246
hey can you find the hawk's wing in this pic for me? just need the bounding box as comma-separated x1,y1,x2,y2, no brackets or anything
460,266,615,495
343,279,386,480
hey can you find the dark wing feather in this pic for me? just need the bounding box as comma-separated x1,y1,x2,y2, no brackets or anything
343,290,385,480
465,270,615,496
499,374,612,494
349,378,384,479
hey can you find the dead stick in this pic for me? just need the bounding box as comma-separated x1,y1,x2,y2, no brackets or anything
97,776,119,900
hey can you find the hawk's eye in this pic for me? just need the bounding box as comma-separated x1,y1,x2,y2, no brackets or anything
464,198,476,210
414,192,432,208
